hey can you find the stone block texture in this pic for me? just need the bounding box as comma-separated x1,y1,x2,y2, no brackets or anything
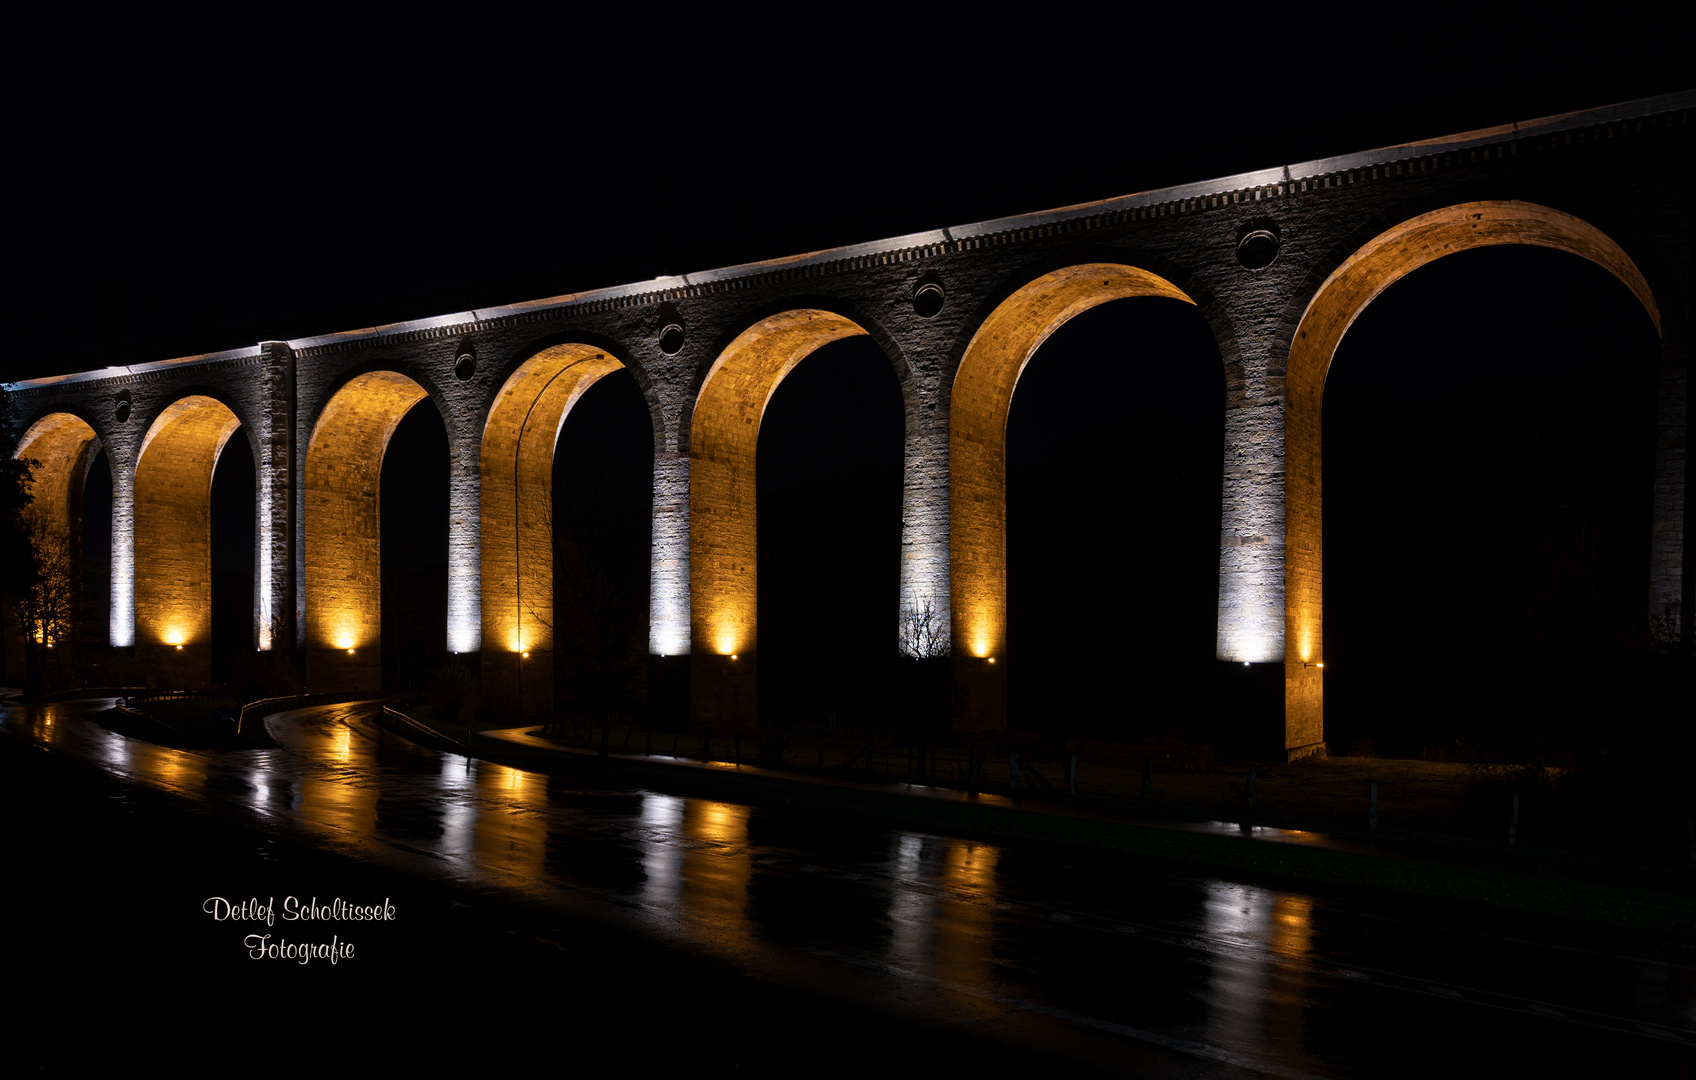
302,369,427,692
479,344,622,717
133,394,241,686
7,94,1686,753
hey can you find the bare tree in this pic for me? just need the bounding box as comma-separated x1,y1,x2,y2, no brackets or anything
898,598,949,660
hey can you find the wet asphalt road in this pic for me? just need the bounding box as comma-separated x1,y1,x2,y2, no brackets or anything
4,697,1693,1077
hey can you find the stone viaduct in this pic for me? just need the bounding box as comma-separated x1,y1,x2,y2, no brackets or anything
6,93,1690,758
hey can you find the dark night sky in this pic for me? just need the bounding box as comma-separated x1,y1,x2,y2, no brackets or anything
16,7,1689,736
12,9,1689,377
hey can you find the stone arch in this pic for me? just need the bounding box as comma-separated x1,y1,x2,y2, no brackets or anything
689,307,873,725
302,369,439,691
133,394,245,686
949,263,1197,730
681,298,918,454
479,342,627,718
10,412,100,673
1283,199,1663,752
15,410,101,549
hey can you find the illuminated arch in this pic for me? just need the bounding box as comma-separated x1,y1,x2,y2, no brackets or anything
303,370,433,691
1283,200,1662,747
133,395,244,685
15,411,99,545
11,413,99,661
479,343,625,716
689,309,868,668
949,263,1196,677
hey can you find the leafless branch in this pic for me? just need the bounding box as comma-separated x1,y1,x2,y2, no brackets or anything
899,598,949,660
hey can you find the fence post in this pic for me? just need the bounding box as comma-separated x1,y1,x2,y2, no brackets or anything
1508,790,1519,846
1140,757,1152,804
1009,752,1020,791
1241,763,1256,813
1067,755,1077,796
968,744,981,792
1369,780,1378,831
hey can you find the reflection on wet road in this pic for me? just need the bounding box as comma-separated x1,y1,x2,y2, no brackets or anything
7,699,1694,1077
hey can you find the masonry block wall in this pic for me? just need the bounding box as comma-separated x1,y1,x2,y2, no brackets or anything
6,412,97,679
11,352,287,687
6,94,1687,757
133,394,242,687
255,343,294,652
688,309,869,727
479,344,624,719
300,369,427,692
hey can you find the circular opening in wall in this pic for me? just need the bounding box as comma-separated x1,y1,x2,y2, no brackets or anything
913,282,945,318
659,323,686,355
115,400,131,424
454,353,477,381
1236,223,1280,270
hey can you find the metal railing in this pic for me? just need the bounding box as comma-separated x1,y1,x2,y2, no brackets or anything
236,690,395,735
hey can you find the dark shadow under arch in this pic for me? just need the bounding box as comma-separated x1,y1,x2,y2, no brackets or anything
549,368,655,732
756,333,906,732
1006,295,1226,739
1323,244,1660,758
1284,199,1667,756
381,398,451,694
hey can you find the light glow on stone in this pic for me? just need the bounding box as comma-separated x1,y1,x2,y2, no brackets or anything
1277,199,1663,740
951,264,1193,677
14,413,114,644
691,309,868,678
1297,628,1318,665
1240,636,1268,664
650,599,690,656
480,343,623,709
134,395,240,677
257,463,274,649
112,564,134,648
448,616,477,656
304,369,429,688
448,543,480,656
